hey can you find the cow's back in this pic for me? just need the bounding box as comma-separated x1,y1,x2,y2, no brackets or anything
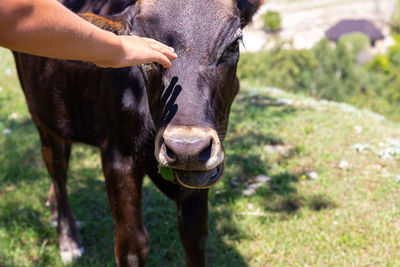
63,0,134,14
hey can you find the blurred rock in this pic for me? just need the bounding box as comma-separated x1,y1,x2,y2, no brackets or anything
8,113,19,120
276,98,294,106
378,147,400,160
243,185,257,196
230,177,240,187
242,174,271,196
353,125,363,134
306,171,318,180
5,68,12,76
255,175,271,183
352,143,372,153
264,144,293,157
338,160,349,169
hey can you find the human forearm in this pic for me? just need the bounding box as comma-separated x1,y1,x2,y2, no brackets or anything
0,0,177,68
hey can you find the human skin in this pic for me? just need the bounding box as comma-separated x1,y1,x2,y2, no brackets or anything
0,0,177,68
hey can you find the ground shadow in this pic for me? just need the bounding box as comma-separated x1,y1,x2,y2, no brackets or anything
223,89,336,217
67,171,250,267
140,181,249,267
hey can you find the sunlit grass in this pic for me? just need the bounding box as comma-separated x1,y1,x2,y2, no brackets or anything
1,48,400,266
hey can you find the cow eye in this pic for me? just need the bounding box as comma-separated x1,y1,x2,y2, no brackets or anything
217,39,241,66
226,40,240,53
222,37,242,58
217,30,243,65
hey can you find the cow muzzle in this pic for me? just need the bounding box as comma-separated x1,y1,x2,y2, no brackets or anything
155,126,225,188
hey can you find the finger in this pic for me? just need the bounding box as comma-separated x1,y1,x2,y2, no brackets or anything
161,49,178,60
148,43,177,60
153,52,173,69
166,51,178,61
144,38,175,52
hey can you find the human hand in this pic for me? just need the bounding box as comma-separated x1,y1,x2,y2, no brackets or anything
95,35,178,68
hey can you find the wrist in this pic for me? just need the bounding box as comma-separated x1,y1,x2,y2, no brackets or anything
92,31,124,68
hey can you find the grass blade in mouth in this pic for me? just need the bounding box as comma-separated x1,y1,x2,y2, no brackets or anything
158,165,176,183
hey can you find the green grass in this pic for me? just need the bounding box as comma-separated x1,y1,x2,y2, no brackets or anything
1,47,400,266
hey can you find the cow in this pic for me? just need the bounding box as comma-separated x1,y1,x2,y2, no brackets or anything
12,0,261,266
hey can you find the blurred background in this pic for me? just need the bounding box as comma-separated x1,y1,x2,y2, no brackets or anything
241,0,400,121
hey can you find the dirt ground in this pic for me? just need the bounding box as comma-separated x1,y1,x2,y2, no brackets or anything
243,0,398,52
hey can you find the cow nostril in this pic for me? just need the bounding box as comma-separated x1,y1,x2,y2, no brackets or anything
198,141,212,163
165,143,176,160
161,138,177,162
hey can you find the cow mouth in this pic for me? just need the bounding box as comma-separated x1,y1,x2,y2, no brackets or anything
174,164,224,189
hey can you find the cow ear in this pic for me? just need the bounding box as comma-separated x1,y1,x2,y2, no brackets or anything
79,5,137,35
236,0,263,28
79,12,131,35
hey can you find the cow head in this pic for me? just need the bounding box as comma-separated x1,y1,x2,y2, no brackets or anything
136,0,261,189
83,0,262,188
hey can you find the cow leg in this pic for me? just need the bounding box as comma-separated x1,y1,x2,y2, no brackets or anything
101,147,149,267
146,162,209,267
38,130,83,263
177,190,209,267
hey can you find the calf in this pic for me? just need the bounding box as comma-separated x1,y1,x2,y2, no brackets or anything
13,0,261,266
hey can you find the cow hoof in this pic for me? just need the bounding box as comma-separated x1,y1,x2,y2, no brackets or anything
120,254,140,267
60,247,84,263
